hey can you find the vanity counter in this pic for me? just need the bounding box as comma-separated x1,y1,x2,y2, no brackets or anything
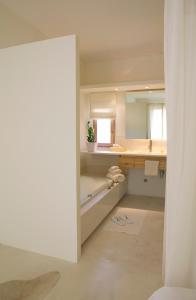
81,149,167,158
81,149,167,171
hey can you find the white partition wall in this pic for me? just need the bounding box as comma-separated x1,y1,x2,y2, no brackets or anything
0,35,80,262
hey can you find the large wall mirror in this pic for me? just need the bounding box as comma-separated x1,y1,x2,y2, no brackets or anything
125,89,166,140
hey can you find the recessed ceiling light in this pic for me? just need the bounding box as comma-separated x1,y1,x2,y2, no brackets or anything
145,86,149,89
114,88,119,91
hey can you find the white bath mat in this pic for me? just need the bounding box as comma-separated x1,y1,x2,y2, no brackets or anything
103,207,147,235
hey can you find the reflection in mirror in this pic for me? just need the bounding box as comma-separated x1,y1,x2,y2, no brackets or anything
125,90,166,140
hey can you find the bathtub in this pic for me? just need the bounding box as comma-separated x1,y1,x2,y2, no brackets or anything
80,175,113,207
80,175,127,244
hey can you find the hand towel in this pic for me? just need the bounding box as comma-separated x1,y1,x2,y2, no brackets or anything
144,160,159,176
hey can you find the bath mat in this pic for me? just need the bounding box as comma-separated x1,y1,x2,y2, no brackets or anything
0,271,60,300
103,207,147,235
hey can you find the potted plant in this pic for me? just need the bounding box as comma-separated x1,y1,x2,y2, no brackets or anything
86,121,97,152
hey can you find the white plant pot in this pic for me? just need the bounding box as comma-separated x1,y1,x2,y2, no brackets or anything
86,142,97,152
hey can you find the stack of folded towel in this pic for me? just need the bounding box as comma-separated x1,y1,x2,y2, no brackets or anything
106,166,126,183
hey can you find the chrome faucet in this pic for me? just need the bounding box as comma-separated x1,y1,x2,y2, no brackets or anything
148,139,152,152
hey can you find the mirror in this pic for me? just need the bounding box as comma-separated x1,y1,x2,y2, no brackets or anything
125,89,166,140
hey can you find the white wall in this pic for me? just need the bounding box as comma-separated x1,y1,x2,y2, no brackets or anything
192,238,196,287
81,54,164,85
0,35,80,262
83,154,118,176
80,92,90,151
0,3,45,49
128,169,165,197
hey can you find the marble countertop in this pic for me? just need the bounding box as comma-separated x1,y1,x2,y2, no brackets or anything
81,149,167,158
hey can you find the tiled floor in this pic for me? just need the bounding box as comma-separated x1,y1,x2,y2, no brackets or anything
0,195,164,300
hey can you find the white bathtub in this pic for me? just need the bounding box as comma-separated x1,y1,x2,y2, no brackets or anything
80,175,127,244
80,175,113,207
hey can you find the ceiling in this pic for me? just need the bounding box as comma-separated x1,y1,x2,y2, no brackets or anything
0,0,164,63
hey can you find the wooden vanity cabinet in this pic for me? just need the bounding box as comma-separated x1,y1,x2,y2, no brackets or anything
117,156,134,169
118,155,166,172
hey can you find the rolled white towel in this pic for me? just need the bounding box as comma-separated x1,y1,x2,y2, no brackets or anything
108,166,120,172
109,168,122,175
106,173,114,180
106,173,125,183
106,178,113,188
113,174,125,183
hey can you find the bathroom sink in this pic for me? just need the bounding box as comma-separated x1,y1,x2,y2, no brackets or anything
110,146,127,152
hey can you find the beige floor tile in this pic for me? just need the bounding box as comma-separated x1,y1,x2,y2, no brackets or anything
0,195,164,300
